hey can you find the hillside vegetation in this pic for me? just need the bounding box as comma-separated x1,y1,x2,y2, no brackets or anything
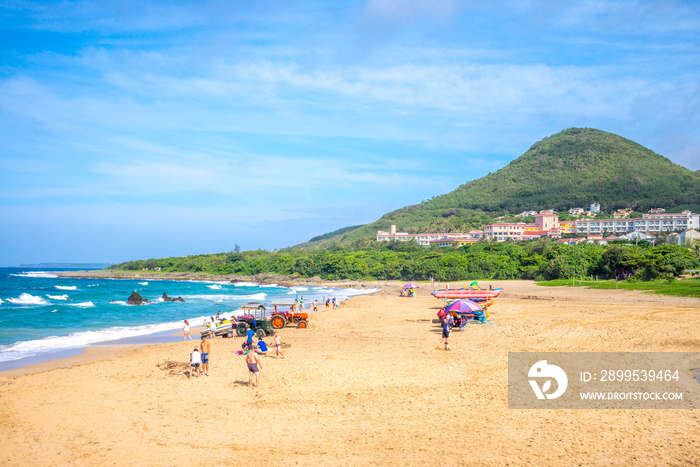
330,128,700,244
109,241,699,287
108,128,700,287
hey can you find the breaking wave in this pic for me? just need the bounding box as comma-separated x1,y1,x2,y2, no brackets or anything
6,293,48,305
47,294,70,301
10,271,59,278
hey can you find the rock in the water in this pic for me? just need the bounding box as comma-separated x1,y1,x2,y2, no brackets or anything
162,293,185,302
127,291,149,305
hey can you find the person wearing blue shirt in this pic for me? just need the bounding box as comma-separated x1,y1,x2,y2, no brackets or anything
256,339,269,354
242,327,255,350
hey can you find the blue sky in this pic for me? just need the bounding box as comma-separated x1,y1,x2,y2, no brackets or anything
1,0,699,265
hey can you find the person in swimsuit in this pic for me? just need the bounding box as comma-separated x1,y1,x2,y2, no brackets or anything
183,320,192,341
200,335,211,376
208,317,216,339
189,348,202,378
273,331,284,358
245,348,263,387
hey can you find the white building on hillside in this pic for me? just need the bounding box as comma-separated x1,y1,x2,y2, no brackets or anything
677,229,700,247
574,211,699,235
377,225,480,246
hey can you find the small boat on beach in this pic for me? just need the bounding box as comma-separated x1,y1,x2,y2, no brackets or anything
431,288,503,300
201,319,233,337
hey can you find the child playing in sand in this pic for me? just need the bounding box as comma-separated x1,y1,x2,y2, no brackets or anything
189,348,202,378
255,338,269,355
273,331,284,358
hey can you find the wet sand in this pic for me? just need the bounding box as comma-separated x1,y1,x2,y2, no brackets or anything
1,280,698,466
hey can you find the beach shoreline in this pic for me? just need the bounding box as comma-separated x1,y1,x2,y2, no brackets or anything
56,269,385,289
0,325,213,378
0,273,392,378
1,280,698,466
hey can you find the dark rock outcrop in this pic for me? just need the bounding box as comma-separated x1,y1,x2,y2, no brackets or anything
127,291,149,305
162,293,185,302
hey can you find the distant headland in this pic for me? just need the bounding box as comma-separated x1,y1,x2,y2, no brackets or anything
15,263,113,269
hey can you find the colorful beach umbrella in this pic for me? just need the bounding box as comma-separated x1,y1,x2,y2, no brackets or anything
403,282,420,289
444,299,482,313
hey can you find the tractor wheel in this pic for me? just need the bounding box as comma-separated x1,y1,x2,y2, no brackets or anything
255,329,266,339
236,324,247,337
297,320,308,329
271,315,286,329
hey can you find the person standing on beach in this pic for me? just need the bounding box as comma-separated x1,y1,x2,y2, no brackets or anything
441,313,453,349
208,317,216,339
332,297,337,309
200,335,211,376
243,326,255,350
273,331,284,358
313,299,318,312
245,347,263,387
183,320,192,341
229,315,238,338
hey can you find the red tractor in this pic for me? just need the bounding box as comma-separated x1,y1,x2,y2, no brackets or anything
270,300,309,329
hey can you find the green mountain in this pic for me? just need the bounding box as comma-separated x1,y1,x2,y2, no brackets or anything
312,128,700,246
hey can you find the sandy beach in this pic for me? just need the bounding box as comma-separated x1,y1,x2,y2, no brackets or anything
1,280,699,466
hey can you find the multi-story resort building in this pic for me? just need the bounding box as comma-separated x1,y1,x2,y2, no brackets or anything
574,211,699,235
376,225,483,246
377,210,699,246
483,210,559,241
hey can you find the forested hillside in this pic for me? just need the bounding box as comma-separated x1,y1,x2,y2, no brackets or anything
328,128,700,245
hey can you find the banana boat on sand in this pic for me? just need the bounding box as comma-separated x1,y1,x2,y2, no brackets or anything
431,288,503,300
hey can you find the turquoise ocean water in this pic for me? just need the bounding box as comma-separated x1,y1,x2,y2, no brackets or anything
0,268,374,370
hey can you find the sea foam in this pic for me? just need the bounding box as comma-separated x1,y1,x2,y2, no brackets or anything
55,285,77,291
47,294,70,301
232,282,279,288
0,320,185,363
182,292,266,301
9,271,58,278
6,293,48,305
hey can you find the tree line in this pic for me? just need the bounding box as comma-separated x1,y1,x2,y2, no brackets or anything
108,239,699,282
